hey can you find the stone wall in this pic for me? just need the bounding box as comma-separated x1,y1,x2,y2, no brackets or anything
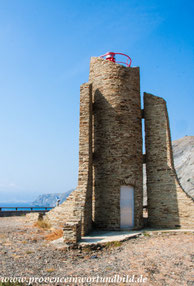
73,82,93,235
144,92,194,228
63,220,81,244
89,57,143,229
45,83,93,238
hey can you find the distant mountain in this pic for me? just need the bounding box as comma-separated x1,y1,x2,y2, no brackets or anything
32,189,73,207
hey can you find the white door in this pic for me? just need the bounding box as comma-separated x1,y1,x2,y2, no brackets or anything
120,185,134,229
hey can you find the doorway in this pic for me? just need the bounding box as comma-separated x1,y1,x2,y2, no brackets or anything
120,185,134,229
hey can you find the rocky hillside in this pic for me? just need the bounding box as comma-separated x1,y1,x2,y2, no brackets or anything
172,136,194,198
143,136,193,205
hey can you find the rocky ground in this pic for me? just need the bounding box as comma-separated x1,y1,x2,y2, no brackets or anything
0,217,193,286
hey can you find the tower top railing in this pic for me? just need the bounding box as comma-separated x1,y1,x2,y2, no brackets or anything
100,52,132,67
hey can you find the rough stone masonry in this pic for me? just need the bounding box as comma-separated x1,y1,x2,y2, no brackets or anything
44,57,194,243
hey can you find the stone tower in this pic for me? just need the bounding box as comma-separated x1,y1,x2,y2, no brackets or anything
44,56,194,243
90,57,143,229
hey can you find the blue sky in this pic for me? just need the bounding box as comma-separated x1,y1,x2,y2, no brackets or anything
0,0,193,202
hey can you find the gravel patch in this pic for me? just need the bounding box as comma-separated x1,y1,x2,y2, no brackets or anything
0,216,193,285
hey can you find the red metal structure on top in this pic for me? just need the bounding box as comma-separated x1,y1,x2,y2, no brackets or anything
100,52,132,67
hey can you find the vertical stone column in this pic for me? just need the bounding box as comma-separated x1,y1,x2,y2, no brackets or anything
76,83,93,235
90,57,143,229
52,82,93,241
144,92,194,228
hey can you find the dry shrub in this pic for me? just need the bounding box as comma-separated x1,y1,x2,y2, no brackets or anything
34,220,51,229
105,241,122,248
46,268,56,273
45,229,63,241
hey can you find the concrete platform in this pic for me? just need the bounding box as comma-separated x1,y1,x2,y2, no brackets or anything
79,230,142,246
51,228,194,249
51,230,143,249
79,228,193,246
